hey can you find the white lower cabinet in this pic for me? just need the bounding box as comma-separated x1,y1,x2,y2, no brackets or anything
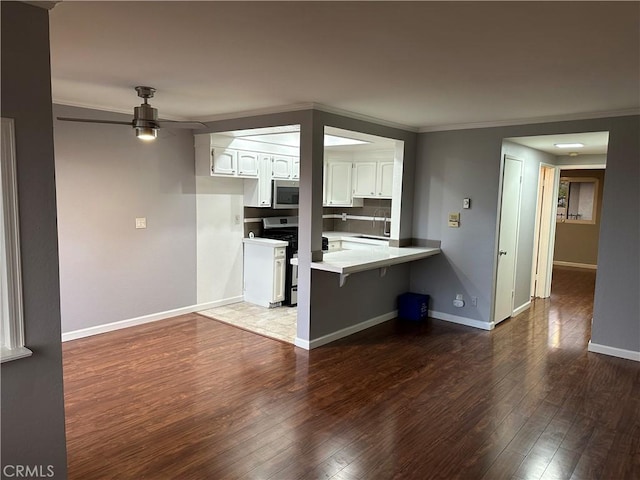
243,239,287,307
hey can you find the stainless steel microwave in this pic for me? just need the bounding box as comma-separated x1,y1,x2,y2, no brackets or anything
272,180,299,209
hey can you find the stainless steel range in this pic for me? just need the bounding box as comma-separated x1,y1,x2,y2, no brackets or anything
262,216,298,306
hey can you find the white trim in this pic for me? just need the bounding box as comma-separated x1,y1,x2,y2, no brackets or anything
323,213,389,222
61,296,243,342
429,310,494,331
1,118,32,364
512,300,531,317
556,164,606,170
588,341,640,362
295,310,396,350
553,261,597,270
418,108,640,133
0,346,32,363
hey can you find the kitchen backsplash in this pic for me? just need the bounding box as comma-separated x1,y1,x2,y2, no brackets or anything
324,198,392,237
244,206,298,237
244,198,391,238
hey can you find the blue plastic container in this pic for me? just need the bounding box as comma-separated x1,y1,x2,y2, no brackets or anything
398,293,430,321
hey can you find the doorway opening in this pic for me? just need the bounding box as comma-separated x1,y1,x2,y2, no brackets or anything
494,132,609,326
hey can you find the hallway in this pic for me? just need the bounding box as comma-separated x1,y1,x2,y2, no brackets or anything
62,267,639,479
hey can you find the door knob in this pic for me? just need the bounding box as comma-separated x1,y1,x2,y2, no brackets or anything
499,250,507,256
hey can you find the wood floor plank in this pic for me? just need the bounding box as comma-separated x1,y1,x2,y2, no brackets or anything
62,267,640,479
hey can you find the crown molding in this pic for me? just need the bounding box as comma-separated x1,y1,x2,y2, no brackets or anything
418,108,640,133
21,1,59,10
198,102,418,132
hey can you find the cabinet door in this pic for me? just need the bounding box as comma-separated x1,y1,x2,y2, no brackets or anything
377,161,394,198
352,162,377,197
272,251,286,302
237,151,259,177
326,162,353,206
212,148,237,175
291,157,300,180
271,156,292,179
258,154,272,206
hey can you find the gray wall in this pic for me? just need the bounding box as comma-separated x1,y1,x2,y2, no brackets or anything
54,104,197,334
310,264,410,338
1,2,68,476
590,117,639,352
411,115,640,354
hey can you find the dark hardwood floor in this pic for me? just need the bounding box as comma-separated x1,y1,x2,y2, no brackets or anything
63,267,639,479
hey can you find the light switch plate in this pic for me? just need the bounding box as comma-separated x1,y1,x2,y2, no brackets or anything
448,212,460,228
463,198,471,209
135,217,147,229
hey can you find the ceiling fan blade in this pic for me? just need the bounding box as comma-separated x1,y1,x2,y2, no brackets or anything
57,117,133,126
157,120,207,129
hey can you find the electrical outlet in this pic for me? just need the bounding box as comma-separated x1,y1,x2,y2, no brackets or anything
234,214,241,225
341,212,347,221
471,296,478,307
453,293,464,307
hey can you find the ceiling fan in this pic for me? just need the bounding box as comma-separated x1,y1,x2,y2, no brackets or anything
57,86,207,140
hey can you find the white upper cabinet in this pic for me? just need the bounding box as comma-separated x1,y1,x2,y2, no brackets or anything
377,161,394,198
210,148,259,178
291,157,300,180
236,151,259,177
352,159,394,199
212,148,237,176
325,161,362,207
352,162,378,197
272,155,293,179
244,154,273,207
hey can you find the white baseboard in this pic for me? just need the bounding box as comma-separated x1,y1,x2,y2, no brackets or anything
588,341,640,362
512,300,531,317
553,261,597,270
61,296,244,342
429,310,494,330
295,310,397,350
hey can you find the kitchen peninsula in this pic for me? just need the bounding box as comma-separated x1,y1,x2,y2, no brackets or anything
294,234,440,286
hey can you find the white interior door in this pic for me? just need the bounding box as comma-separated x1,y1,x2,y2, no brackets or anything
531,165,558,298
494,156,523,325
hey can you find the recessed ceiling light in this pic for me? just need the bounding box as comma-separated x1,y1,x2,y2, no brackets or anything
554,143,584,149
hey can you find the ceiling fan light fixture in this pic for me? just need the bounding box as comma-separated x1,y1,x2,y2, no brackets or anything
136,126,158,141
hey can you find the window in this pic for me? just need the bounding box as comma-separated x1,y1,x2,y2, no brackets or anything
556,177,599,224
1,118,31,362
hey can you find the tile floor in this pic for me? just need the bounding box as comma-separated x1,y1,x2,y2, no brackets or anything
198,302,297,344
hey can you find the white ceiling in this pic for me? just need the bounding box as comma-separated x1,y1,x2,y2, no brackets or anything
49,1,639,131
507,131,610,155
